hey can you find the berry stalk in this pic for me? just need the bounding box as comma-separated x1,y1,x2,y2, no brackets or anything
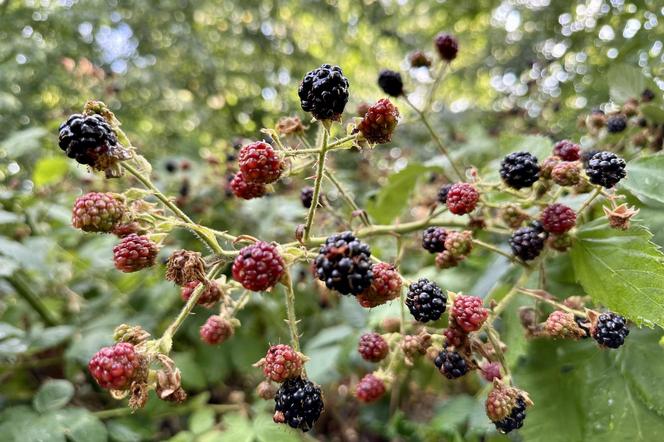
303,124,329,242
282,272,302,354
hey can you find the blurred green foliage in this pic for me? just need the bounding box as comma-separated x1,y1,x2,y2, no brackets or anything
1,0,664,441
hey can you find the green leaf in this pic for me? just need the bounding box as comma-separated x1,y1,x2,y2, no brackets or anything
570,220,664,327
32,156,70,187
189,408,215,434
51,408,108,442
172,351,207,390
1,127,48,157
621,154,664,207
365,164,429,224
217,413,254,442
499,134,552,161
33,379,75,413
640,104,664,124
253,413,303,442
608,64,645,103
430,395,477,435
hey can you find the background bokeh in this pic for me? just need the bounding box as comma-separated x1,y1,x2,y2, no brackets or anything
1,1,664,441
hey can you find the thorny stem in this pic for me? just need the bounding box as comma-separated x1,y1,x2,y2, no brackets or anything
403,95,464,180
303,124,329,241
323,170,371,226
472,239,527,268
425,61,449,112
516,289,586,316
282,272,302,353
490,268,534,320
577,186,603,215
485,324,511,382
5,273,60,326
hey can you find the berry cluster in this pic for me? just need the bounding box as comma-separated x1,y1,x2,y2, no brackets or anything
314,232,373,295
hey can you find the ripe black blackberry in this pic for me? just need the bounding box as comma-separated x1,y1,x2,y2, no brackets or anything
377,69,404,97
300,187,314,209
405,278,447,322
607,114,627,133
58,113,126,171
509,225,546,261
580,149,600,167
422,227,448,253
437,183,453,204
433,348,469,379
494,396,527,434
592,312,629,348
298,64,349,121
273,377,324,432
500,152,540,189
434,33,459,61
314,231,373,295
585,151,627,188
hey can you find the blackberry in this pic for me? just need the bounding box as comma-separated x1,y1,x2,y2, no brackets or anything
437,183,453,204
258,344,303,383
540,203,576,234
298,64,349,121
199,315,234,345
405,278,447,323
422,227,448,253
585,151,627,188
273,377,324,432
446,183,480,215
434,348,469,379
434,33,459,61
232,241,285,292
544,311,587,340
408,50,432,68
58,113,128,173
592,312,629,348
230,172,267,199
238,141,283,184
642,88,656,102
356,98,400,144
377,69,404,97
356,262,402,308
481,362,502,382
88,343,144,390
314,231,373,295
113,234,159,272
494,396,527,434
71,192,125,233
509,226,546,261
300,187,314,209
580,149,600,167
500,152,540,189
180,281,223,308
357,332,389,362
355,374,386,403
607,115,627,133
552,140,581,161
451,295,488,332
551,161,581,186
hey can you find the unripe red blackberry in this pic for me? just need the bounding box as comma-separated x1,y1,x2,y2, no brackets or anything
238,141,283,184
199,315,234,345
422,226,448,253
434,33,459,61
355,374,386,403
356,262,402,308
406,278,447,323
408,50,432,68
444,230,473,259
88,342,143,390
500,152,540,189
377,69,404,97
443,318,468,348
552,140,581,161
273,377,324,432
257,344,303,383
451,295,488,332
314,231,373,295
540,203,576,234
544,311,586,340
551,161,581,186
298,64,349,121
357,332,389,362
181,281,223,307
72,192,125,233
435,250,463,269
446,183,479,215
481,362,502,382
434,348,469,379
509,226,546,261
585,151,627,188
232,241,285,291
539,155,561,180
356,102,371,117
230,172,267,200
356,98,400,144
113,234,159,273
592,312,629,349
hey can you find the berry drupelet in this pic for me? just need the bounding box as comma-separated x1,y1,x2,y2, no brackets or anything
434,348,469,379
273,377,324,432
238,141,283,184
500,152,541,189
509,225,546,261
72,192,125,233
446,183,480,215
356,262,402,308
230,172,267,199
592,312,629,349
540,203,577,234
377,69,404,97
356,98,400,144
357,332,389,362
585,151,627,188
451,295,488,332
552,140,581,161
405,278,447,323
422,226,448,253
314,232,373,295
258,344,303,383
88,342,143,390
232,241,285,291
355,374,386,403
113,234,159,272
298,64,349,121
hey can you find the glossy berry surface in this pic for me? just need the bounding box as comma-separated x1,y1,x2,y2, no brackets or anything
298,64,349,120
540,203,576,234
406,278,447,323
238,141,283,184
446,183,479,215
273,377,324,432
500,152,540,189
112,234,159,273
422,226,448,253
314,231,373,295
356,263,402,308
232,241,285,291
355,374,386,403
451,295,488,332
509,226,546,261
230,172,267,199
357,333,389,362
585,151,627,188
552,140,581,161
357,98,400,144
88,342,142,390
434,349,469,379
592,312,629,349
377,69,404,97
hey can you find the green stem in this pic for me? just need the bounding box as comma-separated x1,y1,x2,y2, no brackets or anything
403,96,464,180
491,269,533,319
325,134,357,150
516,289,586,316
282,272,302,352
323,170,370,226
303,126,329,241
578,187,603,215
472,239,527,267
6,274,59,326
425,61,449,112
